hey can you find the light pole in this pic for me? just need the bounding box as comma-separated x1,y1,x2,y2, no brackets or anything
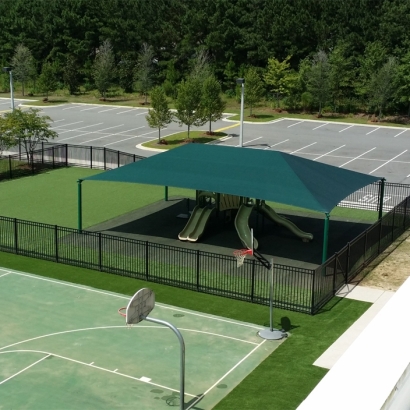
2,67,15,111
236,78,245,147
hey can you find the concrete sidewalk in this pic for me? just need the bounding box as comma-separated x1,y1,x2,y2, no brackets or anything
314,284,395,369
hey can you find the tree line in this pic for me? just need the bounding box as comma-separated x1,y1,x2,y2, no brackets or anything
1,0,410,116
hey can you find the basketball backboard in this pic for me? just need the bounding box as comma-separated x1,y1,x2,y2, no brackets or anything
125,288,155,325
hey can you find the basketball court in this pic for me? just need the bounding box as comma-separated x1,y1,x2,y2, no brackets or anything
0,267,286,409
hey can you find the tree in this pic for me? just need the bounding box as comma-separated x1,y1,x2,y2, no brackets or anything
175,78,206,139
63,55,81,95
395,51,410,116
162,59,180,99
0,116,15,155
134,43,154,104
244,67,264,116
38,62,58,98
189,48,211,81
11,44,36,96
306,50,331,115
201,75,226,134
93,39,115,99
118,53,136,93
369,57,398,120
264,56,295,108
4,108,57,164
145,86,173,142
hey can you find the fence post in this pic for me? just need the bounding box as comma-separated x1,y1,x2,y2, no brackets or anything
378,178,386,220
65,144,68,166
310,270,316,315
14,218,18,254
31,153,34,174
117,151,120,168
196,250,200,290
41,142,44,164
8,156,12,179
104,148,107,170
145,241,149,279
391,206,396,240
55,225,59,262
345,242,350,283
98,232,102,271
90,146,93,169
52,146,55,168
251,259,256,302
332,253,338,292
134,154,136,162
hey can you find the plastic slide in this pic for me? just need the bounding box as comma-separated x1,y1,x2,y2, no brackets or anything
178,206,215,242
258,202,313,242
234,203,259,250
187,207,216,242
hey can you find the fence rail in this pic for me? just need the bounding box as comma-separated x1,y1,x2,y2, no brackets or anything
1,142,410,314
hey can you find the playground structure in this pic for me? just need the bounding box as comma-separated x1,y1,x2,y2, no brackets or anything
178,191,314,249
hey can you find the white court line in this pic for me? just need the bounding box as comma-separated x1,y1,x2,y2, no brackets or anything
287,120,304,128
178,328,258,345
0,272,10,279
0,354,51,385
80,106,100,111
339,147,377,168
1,269,264,330
240,136,262,146
394,129,407,138
56,123,104,135
80,126,144,144
314,145,345,161
264,139,289,150
290,142,317,154
339,125,354,133
366,127,380,135
0,350,198,398
52,120,84,129
103,130,159,146
58,124,124,142
369,150,408,175
312,123,328,130
98,107,120,113
186,340,267,410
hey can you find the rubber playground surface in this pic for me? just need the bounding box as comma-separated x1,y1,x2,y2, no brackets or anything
0,268,286,409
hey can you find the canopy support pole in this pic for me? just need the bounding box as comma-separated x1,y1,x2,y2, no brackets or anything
164,186,168,201
77,179,83,232
322,212,330,263
378,178,386,220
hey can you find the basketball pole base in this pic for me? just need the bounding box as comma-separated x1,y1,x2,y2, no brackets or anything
258,328,287,340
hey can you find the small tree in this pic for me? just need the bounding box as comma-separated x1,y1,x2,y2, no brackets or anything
38,62,58,98
201,75,226,134
0,116,15,155
93,39,115,99
134,43,154,104
63,55,81,95
4,108,58,164
11,44,36,96
145,86,173,142
175,78,206,139
244,67,264,116
118,53,136,93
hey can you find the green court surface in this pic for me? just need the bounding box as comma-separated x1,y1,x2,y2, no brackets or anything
0,267,287,409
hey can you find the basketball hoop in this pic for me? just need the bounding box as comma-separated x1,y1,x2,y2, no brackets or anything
233,248,253,268
118,307,126,317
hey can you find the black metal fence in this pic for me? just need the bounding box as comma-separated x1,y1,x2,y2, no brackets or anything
1,142,410,313
0,142,144,181
0,215,315,313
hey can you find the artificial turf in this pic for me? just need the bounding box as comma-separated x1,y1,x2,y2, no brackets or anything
0,251,370,409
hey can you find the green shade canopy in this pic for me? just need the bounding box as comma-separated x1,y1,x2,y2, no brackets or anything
81,144,381,213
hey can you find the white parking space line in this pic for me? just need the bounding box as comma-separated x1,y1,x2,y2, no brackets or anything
80,106,100,112
80,126,144,144
369,150,408,175
314,145,346,161
104,130,159,146
58,124,125,142
241,136,262,146
62,106,79,110
52,121,84,129
366,127,380,135
339,125,354,133
135,111,148,116
339,147,377,168
52,119,65,123
312,123,329,130
98,107,120,113
394,129,407,138
116,109,136,115
264,139,289,150
57,123,103,135
290,142,317,154
287,121,304,128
